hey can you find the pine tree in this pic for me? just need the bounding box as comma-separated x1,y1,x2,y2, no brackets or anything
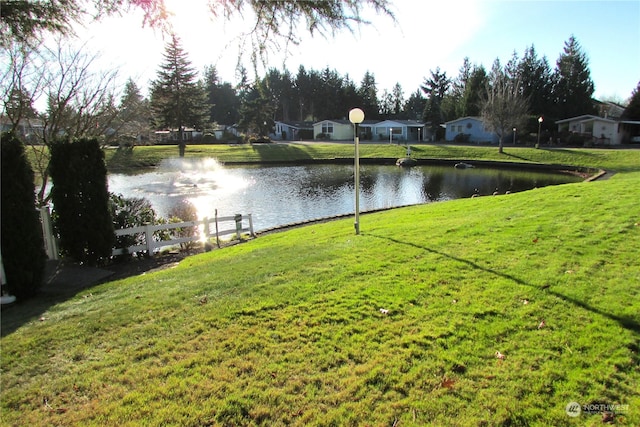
421,68,450,138
553,35,596,118
358,71,380,120
518,45,554,118
117,79,151,144
203,65,240,126
150,34,209,157
621,81,640,120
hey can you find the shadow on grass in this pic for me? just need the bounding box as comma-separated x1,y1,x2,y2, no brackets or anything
249,143,314,162
501,152,533,162
368,233,640,336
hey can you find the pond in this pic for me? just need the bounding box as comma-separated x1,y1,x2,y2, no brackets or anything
108,159,583,232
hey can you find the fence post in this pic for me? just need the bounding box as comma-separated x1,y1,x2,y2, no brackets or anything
215,209,220,248
144,223,154,253
39,206,59,260
248,214,255,237
234,214,242,240
203,217,210,238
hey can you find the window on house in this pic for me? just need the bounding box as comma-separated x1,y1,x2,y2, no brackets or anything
322,123,334,134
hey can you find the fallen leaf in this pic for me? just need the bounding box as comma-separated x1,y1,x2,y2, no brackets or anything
532,237,539,243
495,351,505,360
441,377,456,389
538,320,546,329
379,308,389,315
522,299,529,305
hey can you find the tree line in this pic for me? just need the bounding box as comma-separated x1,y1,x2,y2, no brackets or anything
145,33,629,145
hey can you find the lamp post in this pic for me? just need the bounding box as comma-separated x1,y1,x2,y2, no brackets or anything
349,108,365,235
389,128,393,144
512,127,516,145
536,116,543,148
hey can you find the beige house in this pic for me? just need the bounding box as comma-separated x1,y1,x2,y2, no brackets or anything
313,119,353,140
556,115,640,145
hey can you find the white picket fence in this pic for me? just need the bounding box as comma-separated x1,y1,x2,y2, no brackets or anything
112,212,254,256
38,206,254,259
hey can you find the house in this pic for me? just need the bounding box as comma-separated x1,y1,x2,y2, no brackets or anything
369,120,427,142
0,116,45,143
313,119,354,140
273,121,314,140
555,114,640,145
444,117,498,143
153,127,203,144
312,119,427,141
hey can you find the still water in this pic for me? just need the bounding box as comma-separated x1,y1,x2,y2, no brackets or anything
108,158,582,232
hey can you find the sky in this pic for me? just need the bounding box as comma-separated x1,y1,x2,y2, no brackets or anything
70,0,640,103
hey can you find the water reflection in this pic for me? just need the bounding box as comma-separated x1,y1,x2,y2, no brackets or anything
107,158,581,232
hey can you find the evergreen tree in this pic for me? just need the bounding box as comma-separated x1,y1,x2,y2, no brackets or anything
621,81,640,120
552,35,596,118
116,78,151,144
1,132,47,300
150,34,209,156
49,138,114,265
238,83,274,137
461,65,488,117
391,83,404,117
451,57,472,107
294,66,313,121
379,89,393,117
518,45,554,118
421,67,450,138
358,71,380,120
316,67,344,119
341,74,361,115
403,90,426,121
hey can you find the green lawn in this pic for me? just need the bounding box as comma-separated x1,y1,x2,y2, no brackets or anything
3,145,640,426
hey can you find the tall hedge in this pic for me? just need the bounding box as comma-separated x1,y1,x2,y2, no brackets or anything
1,132,47,299
49,138,114,265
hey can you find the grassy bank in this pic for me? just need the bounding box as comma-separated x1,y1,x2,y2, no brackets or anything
3,147,639,426
103,142,640,173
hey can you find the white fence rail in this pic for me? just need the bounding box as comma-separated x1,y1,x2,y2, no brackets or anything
112,212,254,256
38,206,254,260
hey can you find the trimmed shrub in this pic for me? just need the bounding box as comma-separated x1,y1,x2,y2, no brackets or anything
0,132,47,299
49,138,115,265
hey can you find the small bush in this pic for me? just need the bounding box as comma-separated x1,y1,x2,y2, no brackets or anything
109,193,161,258
1,132,47,300
168,200,199,251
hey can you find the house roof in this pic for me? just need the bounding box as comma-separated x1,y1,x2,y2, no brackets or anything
313,119,425,127
313,119,352,126
555,114,617,124
444,116,482,125
374,119,425,128
274,120,314,130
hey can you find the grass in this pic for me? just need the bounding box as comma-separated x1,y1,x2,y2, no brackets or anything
102,142,640,173
3,145,640,426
